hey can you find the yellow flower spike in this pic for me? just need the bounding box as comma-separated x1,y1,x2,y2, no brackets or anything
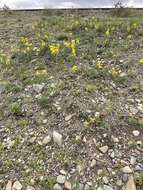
71,40,76,57
96,61,103,69
64,41,71,48
35,69,47,76
71,65,78,73
111,67,118,77
49,43,60,56
105,29,110,37
76,38,80,44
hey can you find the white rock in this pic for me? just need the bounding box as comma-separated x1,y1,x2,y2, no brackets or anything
112,136,119,143
65,114,73,121
132,130,140,137
99,146,109,153
27,186,35,190
53,183,63,190
12,181,22,190
42,135,51,145
33,83,45,93
64,181,72,190
53,131,62,147
122,166,133,173
130,156,136,165
103,176,109,184
60,170,67,175
29,137,36,143
6,180,12,190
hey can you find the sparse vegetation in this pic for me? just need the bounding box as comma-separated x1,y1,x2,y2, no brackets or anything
0,9,142,190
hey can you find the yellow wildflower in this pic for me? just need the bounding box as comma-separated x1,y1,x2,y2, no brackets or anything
111,67,118,77
35,69,47,76
64,41,71,48
71,65,78,73
71,40,76,56
49,43,60,56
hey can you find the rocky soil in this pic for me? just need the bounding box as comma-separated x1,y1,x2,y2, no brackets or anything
0,10,143,190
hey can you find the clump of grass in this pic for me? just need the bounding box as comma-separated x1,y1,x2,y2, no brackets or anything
38,96,50,109
10,103,22,116
38,176,56,189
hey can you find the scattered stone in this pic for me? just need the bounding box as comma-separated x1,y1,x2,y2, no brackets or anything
103,176,109,184
78,183,84,190
29,137,36,144
65,114,73,121
30,179,35,186
125,175,136,190
64,181,72,190
130,156,136,165
84,184,90,190
56,175,66,184
12,181,22,190
97,187,103,190
90,159,96,168
112,136,119,143
130,108,138,115
135,164,143,171
27,186,35,190
60,170,67,175
122,166,133,174
53,183,63,190
33,83,45,93
99,146,109,153
42,135,51,145
110,151,115,159
53,131,62,147
6,180,12,190
116,179,122,187
103,185,113,190
122,174,128,183
132,130,140,137
43,119,48,124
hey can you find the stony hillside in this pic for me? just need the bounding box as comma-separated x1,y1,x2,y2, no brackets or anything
0,10,143,190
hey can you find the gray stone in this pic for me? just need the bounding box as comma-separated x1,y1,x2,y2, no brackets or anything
103,176,109,184
130,156,136,165
103,185,113,190
0,83,6,94
42,135,51,145
122,174,128,183
56,175,66,184
33,83,45,93
84,184,90,190
53,131,62,147
78,183,84,190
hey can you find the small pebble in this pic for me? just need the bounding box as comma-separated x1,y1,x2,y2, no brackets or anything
99,145,109,153
132,130,140,137
56,175,66,184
